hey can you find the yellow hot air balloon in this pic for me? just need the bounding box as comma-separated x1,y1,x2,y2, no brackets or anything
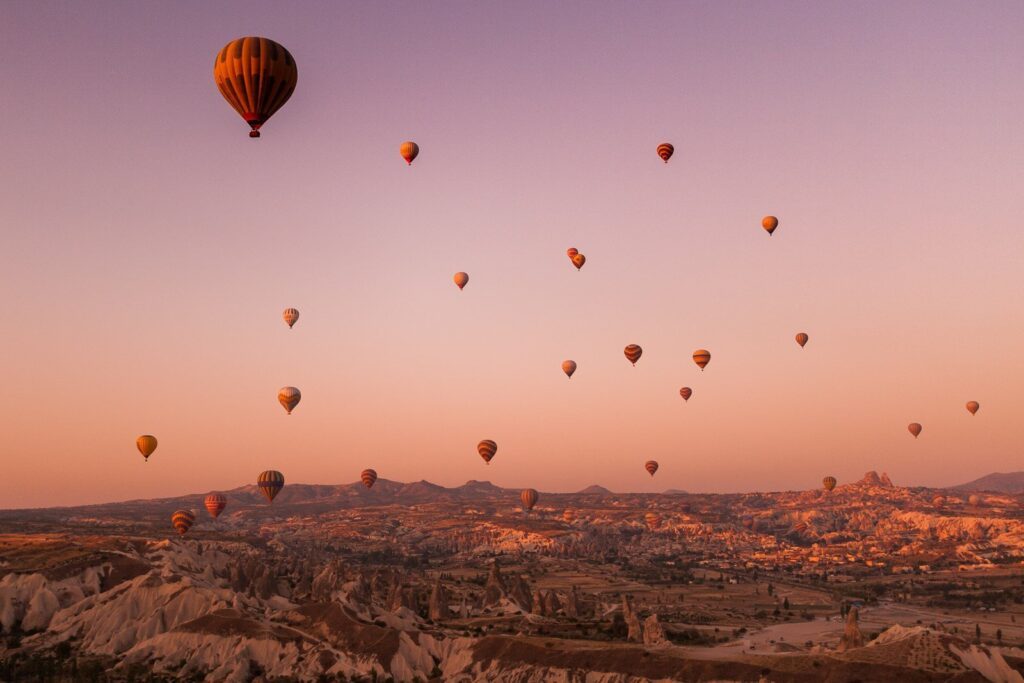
566,247,578,259
400,141,419,165
692,349,711,370
257,470,285,502
572,253,586,270
213,37,298,138
478,440,497,464
822,476,837,492
624,344,643,366
908,422,922,438
656,143,674,163
795,332,808,348
171,509,195,535
278,386,301,414
520,488,539,511
762,216,779,236
679,387,692,401
361,468,378,489
204,494,227,518
645,460,659,477
283,308,300,328
966,401,980,415
136,435,158,462
562,360,577,378
453,272,469,290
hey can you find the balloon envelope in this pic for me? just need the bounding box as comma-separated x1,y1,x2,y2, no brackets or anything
679,387,692,401
645,460,659,477
477,440,497,464
172,509,195,535
908,423,922,438
566,248,578,259
213,37,297,137
572,253,586,270
204,494,227,518
624,344,643,365
644,511,662,529
795,332,808,348
453,272,469,290
136,435,158,461
520,488,539,511
762,216,779,235
657,143,674,163
283,308,300,328
822,476,837,492
966,401,980,415
692,349,711,370
361,469,378,489
562,360,577,378
278,387,301,414
258,470,285,502
400,141,419,165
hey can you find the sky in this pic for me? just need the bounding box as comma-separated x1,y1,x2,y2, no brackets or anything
2,1,1023,508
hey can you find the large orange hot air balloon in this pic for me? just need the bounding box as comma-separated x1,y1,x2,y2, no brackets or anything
361,469,378,489
204,494,227,518
679,387,692,401
657,143,674,163
453,272,469,290
400,141,419,165
213,37,298,138
566,248,578,259
908,423,922,438
624,344,643,366
822,476,836,492
478,440,497,464
520,488,539,511
966,401,980,415
136,435,158,462
645,460,659,477
644,511,662,529
572,253,586,270
795,332,808,348
278,386,301,414
171,509,195,535
258,470,285,502
283,308,300,328
692,349,711,370
562,360,577,378
762,216,779,236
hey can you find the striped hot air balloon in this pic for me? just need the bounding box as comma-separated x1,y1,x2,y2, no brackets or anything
278,386,301,414
645,460,659,477
453,272,469,290
656,143,674,163
361,468,378,489
477,440,497,464
283,308,300,328
624,344,643,366
932,495,944,508
762,215,779,235
822,476,837,492
257,470,285,502
204,494,227,518
136,435,158,462
908,423,922,438
572,253,586,270
966,401,980,415
171,509,195,535
562,360,577,378
520,488,539,511
679,387,692,401
213,37,298,138
795,332,809,348
400,141,419,165
692,349,711,370
566,248,578,259
644,511,662,529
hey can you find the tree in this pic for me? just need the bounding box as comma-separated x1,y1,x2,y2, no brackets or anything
975,624,981,644
767,583,774,597
783,597,790,610
997,629,1003,645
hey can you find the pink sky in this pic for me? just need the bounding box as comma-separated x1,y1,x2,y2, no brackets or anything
2,2,1023,507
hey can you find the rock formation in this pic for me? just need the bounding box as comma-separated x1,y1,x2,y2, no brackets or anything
622,595,643,643
643,614,666,646
837,606,865,651
428,576,450,620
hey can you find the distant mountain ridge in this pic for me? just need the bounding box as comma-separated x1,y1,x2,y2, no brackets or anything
950,472,1024,494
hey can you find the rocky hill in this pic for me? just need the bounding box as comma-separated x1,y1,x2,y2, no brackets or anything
952,472,1024,494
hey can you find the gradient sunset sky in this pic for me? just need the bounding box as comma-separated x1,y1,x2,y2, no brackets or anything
2,2,1023,508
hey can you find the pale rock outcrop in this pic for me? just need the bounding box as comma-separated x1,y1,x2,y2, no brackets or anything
622,595,643,643
428,577,450,620
837,607,864,651
642,614,666,646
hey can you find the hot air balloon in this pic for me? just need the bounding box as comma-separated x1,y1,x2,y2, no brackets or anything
795,332,808,348
932,495,944,508
136,435,158,462
563,509,576,523
257,470,284,502
283,308,300,328
679,387,692,401
692,349,711,370
478,440,497,464
171,509,195,535
520,488,539,511
762,216,779,236
644,511,662,529
213,37,298,138
645,460,659,477
566,248,578,259
361,468,378,489
657,143,674,163
908,423,922,438
400,141,419,165
968,494,982,506
624,344,643,366
572,253,586,270
204,494,227,518
278,386,301,414
453,272,469,290
822,476,837,492
562,360,577,378
966,401,980,415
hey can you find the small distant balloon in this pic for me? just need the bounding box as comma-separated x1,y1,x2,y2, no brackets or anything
520,488,539,511
204,494,226,518
908,423,922,438
563,508,576,523
562,360,577,378
171,509,195,535
283,308,300,328
644,511,662,529
968,494,982,506
136,435,158,462
656,143,674,163
822,476,837,492
453,272,469,290
692,349,711,370
572,253,586,270
679,387,692,401
478,439,497,465
645,460,659,477
278,386,301,414
400,141,419,165
566,248,578,259
762,216,779,236
624,344,643,366
795,332,808,348
258,470,285,502
361,469,378,489
966,401,980,415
